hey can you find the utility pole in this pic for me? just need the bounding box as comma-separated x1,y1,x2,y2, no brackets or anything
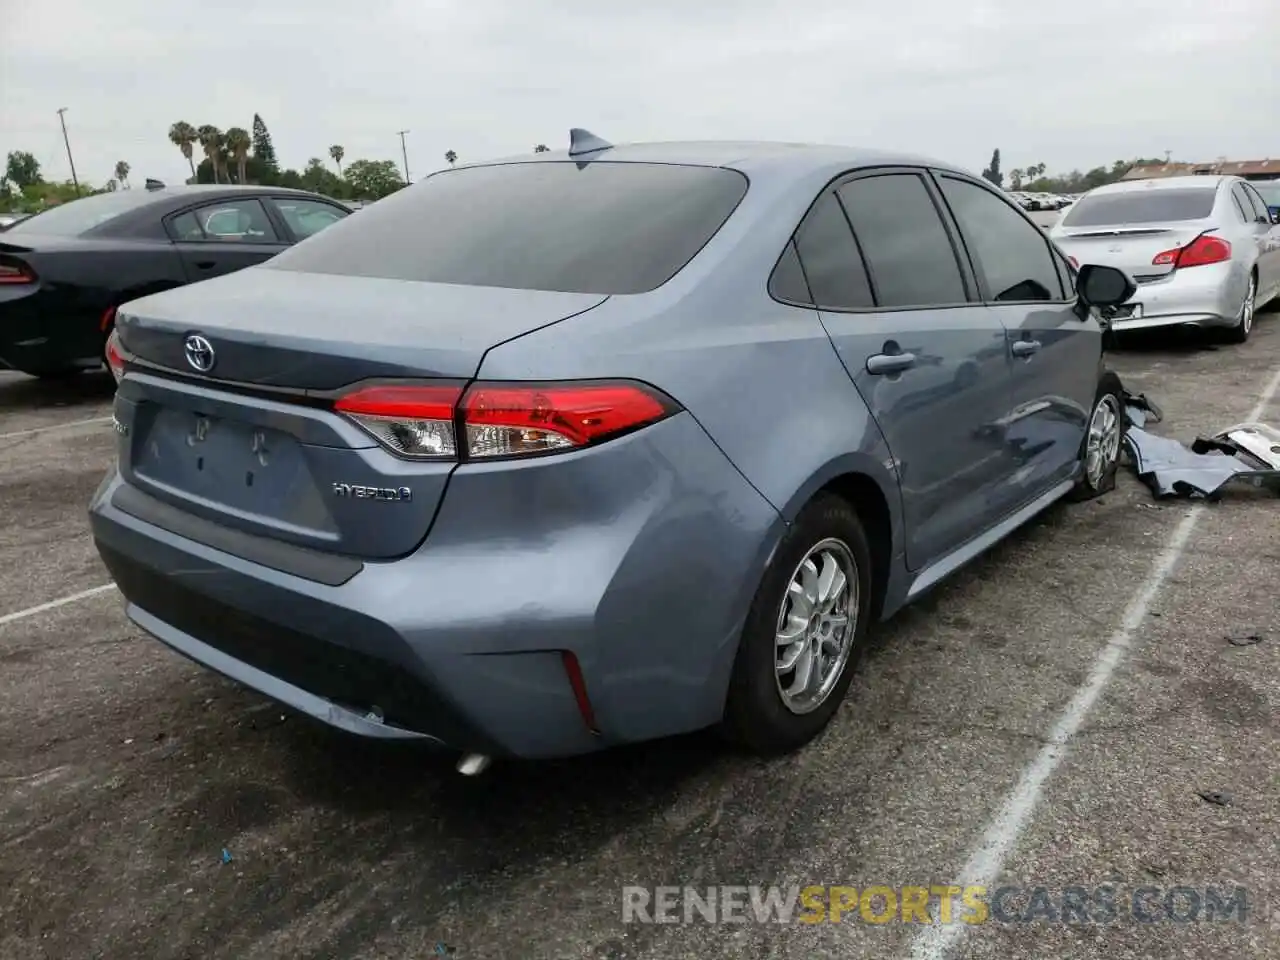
57,108,81,196
396,130,411,184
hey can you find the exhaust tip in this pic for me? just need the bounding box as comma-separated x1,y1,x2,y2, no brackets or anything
456,753,491,776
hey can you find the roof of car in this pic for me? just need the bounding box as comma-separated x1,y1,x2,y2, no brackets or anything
462,139,974,180
1087,175,1233,195
144,184,330,200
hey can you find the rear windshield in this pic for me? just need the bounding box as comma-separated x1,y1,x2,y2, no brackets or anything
263,161,749,294
6,190,160,236
1060,188,1217,227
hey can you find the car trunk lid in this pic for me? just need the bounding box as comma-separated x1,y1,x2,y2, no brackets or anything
1052,222,1213,281
113,268,608,561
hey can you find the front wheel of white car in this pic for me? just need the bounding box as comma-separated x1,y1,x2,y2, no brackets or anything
1223,274,1256,344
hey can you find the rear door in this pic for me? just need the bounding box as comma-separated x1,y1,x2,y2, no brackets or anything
791,169,1016,570
167,197,289,282
1239,182,1280,303
935,171,1099,501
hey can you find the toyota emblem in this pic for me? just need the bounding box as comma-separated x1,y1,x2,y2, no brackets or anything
184,334,215,373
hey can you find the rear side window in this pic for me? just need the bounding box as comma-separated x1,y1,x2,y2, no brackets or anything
769,240,813,304
264,161,748,294
938,176,1064,302
836,174,967,308
1228,188,1249,222
1060,188,1217,226
788,192,873,309
1240,184,1268,222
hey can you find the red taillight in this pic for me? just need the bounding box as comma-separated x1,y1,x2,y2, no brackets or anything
105,329,126,383
334,384,463,459
1152,234,1231,268
0,259,35,284
333,380,678,461
461,382,673,458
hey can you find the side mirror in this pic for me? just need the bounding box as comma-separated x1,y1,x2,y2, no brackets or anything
1270,210,1280,225
1076,263,1136,308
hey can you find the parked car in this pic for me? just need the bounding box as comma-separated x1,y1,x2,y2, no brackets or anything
0,184,351,379
1048,175,1280,342
91,135,1136,771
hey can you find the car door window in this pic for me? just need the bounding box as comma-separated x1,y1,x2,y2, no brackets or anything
835,174,967,308
1231,184,1258,223
1228,187,1249,223
937,175,1065,302
272,198,349,240
786,191,874,309
179,199,280,243
1242,184,1270,223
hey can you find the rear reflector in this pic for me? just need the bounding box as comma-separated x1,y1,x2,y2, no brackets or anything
334,380,679,461
0,259,35,284
105,329,126,383
560,651,600,734
1152,234,1231,268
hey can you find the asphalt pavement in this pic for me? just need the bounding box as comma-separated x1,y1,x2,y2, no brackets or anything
1,309,1278,960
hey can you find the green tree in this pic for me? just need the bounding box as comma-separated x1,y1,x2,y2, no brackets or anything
113,160,130,188
329,144,345,176
225,127,252,183
533,144,549,153
197,125,225,183
251,113,278,172
980,148,1003,187
168,122,199,180
444,150,457,166
344,158,405,200
5,151,41,190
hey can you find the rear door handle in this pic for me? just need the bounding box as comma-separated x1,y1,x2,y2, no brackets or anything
866,352,917,375
194,260,217,269
1011,339,1041,358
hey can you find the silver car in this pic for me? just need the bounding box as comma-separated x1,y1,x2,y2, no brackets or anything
1049,175,1280,342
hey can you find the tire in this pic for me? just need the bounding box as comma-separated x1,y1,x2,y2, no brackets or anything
1222,273,1256,344
721,494,875,755
1067,371,1125,502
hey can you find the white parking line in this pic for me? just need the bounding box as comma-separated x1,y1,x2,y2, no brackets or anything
907,361,1280,960
0,584,117,629
0,415,113,442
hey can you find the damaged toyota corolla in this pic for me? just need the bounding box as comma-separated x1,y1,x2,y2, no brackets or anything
89,132,1139,773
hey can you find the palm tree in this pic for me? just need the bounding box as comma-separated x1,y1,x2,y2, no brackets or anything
197,125,224,183
113,161,130,188
225,127,251,184
168,121,199,180
444,150,457,166
533,144,549,153
329,145,345,176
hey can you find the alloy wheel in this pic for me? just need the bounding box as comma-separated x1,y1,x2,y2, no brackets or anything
1085,394,1121,489
774,538,858,715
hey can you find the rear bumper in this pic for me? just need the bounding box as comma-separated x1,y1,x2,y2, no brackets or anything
1110,262,1244,332
89,412,785,759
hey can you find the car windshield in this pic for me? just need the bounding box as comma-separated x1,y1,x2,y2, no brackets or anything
264,161,750,295
5,190,160,236
1060,187,1217,227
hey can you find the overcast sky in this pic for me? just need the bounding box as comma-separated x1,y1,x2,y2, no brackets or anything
3,0,1277,188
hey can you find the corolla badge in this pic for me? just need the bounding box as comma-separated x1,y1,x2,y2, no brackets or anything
184,334,216,373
